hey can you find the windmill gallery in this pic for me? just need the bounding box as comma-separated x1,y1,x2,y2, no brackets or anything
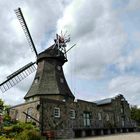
0,8,137,139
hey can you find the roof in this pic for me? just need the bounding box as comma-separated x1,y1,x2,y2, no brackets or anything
94,94,125,105
24,45,75,100
94,98,112,105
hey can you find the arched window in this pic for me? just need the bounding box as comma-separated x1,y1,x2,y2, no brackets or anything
15,110,19,120
27,107,33,120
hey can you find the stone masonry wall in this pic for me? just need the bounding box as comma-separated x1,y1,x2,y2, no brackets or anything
10,100,40,125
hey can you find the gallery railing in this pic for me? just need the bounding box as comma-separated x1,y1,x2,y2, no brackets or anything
66,119,136,129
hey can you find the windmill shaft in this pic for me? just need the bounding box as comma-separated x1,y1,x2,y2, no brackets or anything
66,44,76,53
15,8,38,56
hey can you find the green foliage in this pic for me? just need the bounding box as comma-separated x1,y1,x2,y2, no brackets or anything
1,122,40,139
0,99,4,106
131,105,140,125
0,136,13,140
16,129,41,140
0,99,4,111
3,115,11,122
0,98,41,140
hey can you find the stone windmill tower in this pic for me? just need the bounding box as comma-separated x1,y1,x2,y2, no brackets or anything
0,8,75,102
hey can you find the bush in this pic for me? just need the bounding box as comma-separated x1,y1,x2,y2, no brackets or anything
1,121,40,139
16,129,41,140
3,126,13,134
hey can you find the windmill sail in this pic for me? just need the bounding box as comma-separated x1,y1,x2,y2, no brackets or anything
14,8,38,57
0,62,36,93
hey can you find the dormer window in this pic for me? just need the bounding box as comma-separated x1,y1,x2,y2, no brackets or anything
57,66,61,71
60,78,64,83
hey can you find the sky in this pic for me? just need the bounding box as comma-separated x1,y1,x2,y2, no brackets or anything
0,0,140,106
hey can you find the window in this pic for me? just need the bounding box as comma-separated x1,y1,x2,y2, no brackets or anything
57,66,61,70
60,78,64,83
121,108,123,113
122,117,125,127
83,112,91,127
28,97,34,102
27,107,33,119
34,77,39,84
70,109,75,119
106,114,109,121
117,116,120,122
98,112,102,120
54,107,60,118
15,110,19,120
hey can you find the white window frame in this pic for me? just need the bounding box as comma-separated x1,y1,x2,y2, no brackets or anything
54,107,60,118
70,109,75,119
106,113,109,121
98,112,102,120
83,112,91,127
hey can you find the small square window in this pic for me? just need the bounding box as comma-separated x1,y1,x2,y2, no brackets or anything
70,109,75,119
54,107,60,118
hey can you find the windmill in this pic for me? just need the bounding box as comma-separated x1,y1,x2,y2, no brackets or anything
0,8,75,101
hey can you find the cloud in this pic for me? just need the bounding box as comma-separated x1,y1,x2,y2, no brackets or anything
108,75,140,105
57,0,140,106
125,0,140,11
114,46,140,74
58,0,127,79
0,0,140,106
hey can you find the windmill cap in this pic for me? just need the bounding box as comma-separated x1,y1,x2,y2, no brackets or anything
37,45,67,64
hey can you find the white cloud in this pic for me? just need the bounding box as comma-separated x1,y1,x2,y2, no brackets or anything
126,0,140,11
58,0,140,106
58,0,127,79
0,0,140,107
108,75,140,105
115,47,140,73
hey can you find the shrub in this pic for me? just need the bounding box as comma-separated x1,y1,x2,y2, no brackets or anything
1,121,40,139
3,126,13,134
16,129,41,140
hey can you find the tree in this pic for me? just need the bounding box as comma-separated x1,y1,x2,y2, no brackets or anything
130,105,140,126
0,99,4,113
